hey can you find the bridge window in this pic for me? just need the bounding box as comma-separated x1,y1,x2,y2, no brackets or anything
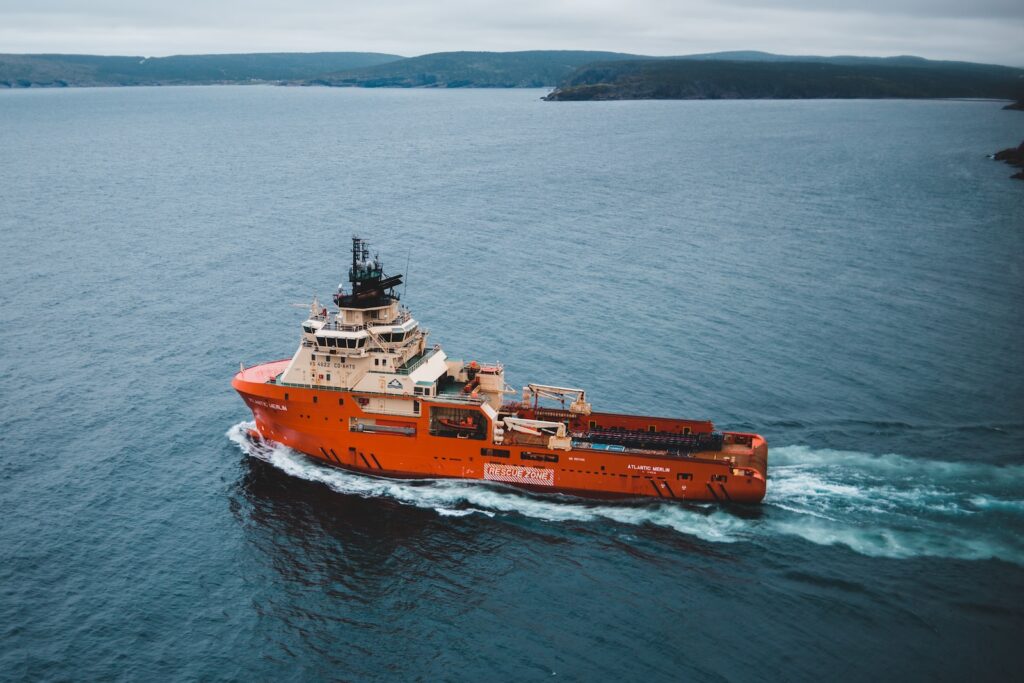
316,337,326,346
677,473,693,480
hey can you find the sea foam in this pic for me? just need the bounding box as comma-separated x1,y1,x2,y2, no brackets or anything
227,422,1024,564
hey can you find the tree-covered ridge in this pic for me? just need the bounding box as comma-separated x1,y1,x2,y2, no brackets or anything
4,50,1023,99
545,58,1024,101
304,50,643,88
0,52,404,87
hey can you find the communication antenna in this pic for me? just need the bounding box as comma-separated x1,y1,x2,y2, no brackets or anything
402,249,411,300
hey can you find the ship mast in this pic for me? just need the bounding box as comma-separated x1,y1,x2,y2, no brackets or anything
335,236,403,308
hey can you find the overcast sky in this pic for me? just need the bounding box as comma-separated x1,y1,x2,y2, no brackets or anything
2,0,1022,66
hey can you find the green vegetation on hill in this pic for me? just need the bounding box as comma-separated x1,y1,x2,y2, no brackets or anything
0,52,403,87
4,50,1023,100
545,58,1024,101
304,50,642,88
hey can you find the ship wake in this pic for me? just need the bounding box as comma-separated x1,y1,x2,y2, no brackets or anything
227,422,1024,564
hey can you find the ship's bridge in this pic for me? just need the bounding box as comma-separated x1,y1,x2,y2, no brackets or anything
278,235,436,392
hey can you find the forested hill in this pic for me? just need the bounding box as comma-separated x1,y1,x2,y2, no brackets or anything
0,52,403,87
303,51,642,88
4,50,1023,98
544,57,1024,101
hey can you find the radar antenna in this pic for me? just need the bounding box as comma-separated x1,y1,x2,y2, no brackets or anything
334,236,403,308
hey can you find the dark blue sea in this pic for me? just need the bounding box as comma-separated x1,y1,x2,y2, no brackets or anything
1,86,1022,681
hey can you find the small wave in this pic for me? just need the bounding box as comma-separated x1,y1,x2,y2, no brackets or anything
967,495,1024,514
226,423,1024,564
435,508,484,518
771,444,1024,483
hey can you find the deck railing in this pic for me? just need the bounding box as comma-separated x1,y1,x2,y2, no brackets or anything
393,347,440,375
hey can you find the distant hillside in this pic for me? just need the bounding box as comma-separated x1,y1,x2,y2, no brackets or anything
671,51,1006,68
303,50,643,88
545,58,1024,101
5,50,1024,98
0,52,403,87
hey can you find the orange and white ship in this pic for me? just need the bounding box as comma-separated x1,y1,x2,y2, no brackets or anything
233,237,768,503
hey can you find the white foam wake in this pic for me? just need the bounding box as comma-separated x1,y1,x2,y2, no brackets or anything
226,423,1024,564
226,422,746,543
765,445,1024,562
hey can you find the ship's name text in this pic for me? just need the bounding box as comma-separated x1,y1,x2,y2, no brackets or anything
627,464,670,473
250,399,287,411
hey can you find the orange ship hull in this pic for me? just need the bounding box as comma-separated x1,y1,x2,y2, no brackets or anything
233,360,768,503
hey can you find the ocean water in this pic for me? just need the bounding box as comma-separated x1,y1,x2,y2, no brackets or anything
1,86,1022,681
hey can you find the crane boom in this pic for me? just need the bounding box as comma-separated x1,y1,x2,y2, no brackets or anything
523,384,592,415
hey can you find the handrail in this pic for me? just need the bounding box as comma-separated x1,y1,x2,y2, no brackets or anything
273,379,484,404
394,348,438,375
315,309,412,332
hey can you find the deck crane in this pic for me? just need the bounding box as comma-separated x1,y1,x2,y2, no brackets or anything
523,384,592,415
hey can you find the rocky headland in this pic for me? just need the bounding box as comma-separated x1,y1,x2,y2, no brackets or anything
993,142,1024,180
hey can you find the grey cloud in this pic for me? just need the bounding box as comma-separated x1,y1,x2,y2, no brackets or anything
0,0,1021,66
704,0,1024,20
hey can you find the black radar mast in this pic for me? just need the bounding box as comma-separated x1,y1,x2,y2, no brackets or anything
334,236,403,308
